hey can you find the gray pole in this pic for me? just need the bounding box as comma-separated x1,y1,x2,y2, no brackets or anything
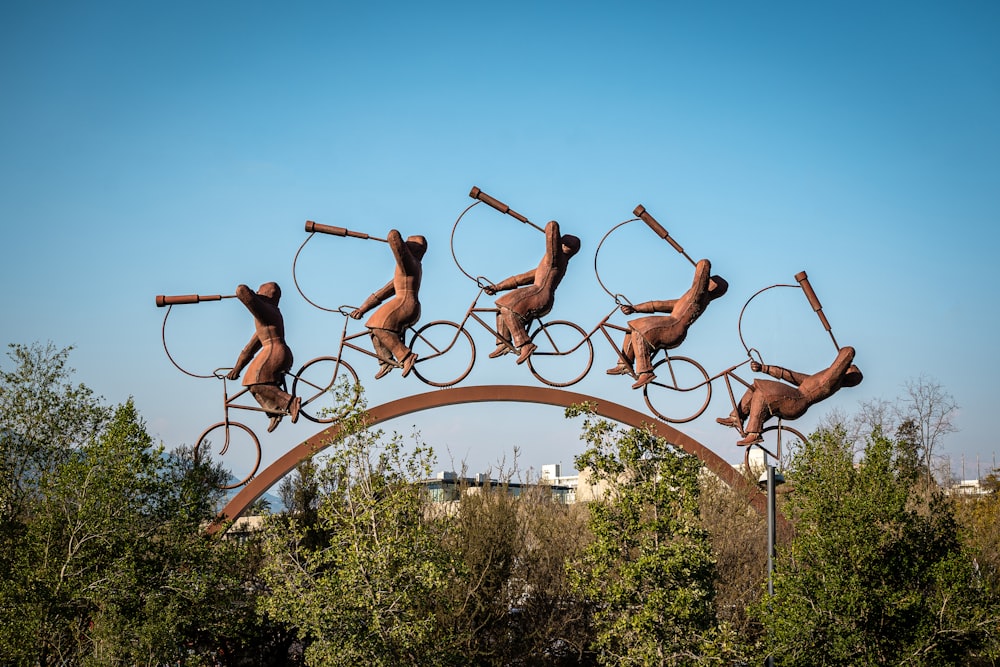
766,463,776,667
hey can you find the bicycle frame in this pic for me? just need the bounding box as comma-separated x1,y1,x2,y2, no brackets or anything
329,306,420,374
214,370,278,416
409,288,516,360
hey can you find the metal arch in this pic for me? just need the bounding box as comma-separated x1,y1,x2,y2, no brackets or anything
207,384,773,534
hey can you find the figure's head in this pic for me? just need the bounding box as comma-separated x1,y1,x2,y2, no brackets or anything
843,365,863,387
708,275,728,299
406,235,428,260
560,234,581,258
835,346,862,387
257,282,281,303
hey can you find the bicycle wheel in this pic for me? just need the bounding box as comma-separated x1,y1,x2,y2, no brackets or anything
643,356,712,423
292,356,361,423
755,423,807,465
527,321,593,387
409,321,475,387
195,421,261,490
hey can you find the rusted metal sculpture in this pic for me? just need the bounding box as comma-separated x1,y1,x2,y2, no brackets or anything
718,270,861,446
470,188,581,365
228,283,300,433
155,286,355,488
156,186,864,495
716,347,863,445
349,229,427,379
605,205,728,389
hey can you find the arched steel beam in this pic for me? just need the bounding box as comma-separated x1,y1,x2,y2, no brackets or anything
208,385,767,534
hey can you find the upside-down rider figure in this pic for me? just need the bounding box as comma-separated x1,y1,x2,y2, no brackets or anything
716,346,863,445
606,258,728,389
227,282,300,433
485,220,581,365
351,229,428,379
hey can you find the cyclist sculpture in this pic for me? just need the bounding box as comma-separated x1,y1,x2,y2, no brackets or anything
349,229,427,380
484,218,581,365
606,252,728,390
716,347,863,445
227,282,300,433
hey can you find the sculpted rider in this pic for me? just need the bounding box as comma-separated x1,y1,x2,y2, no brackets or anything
716,346,863,445
227,282,300,433
484,220,581,365
350,229,427,379
606,258,728,389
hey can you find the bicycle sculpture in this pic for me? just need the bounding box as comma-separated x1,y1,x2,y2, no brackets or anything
155,288,346,488
712,272,862,463
636,269,859,466
293,220,467,393
402,187,585,386
158,185,864,485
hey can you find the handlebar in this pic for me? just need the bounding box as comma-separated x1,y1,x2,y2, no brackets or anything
155,294,234,307
613,293,635,310
469,186,545,233
633,205,695,266
475,276,498,291
305,220,387,243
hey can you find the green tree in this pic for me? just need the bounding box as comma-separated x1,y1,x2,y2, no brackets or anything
437,479,592,665
258,409,465,666
761,424,994,666
0,342,109,521
953,476,1000,663
0,343,277,665
566,406,726,666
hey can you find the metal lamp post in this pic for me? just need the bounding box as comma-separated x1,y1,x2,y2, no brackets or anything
759,460,785,667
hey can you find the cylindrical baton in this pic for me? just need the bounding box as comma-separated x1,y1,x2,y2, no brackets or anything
304,220,387,243
469,186,544,232
795,271,839,349
155,294,233,307
633,205,695,266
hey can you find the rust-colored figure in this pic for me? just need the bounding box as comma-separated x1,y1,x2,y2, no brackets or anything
350,229,427,379
484,220,581,365
607,258,728,389
227,282,300,433
717,346,863,445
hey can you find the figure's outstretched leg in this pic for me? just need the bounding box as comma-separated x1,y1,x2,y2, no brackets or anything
371,329,418,378
250,383,300,432
717,387,752,430
490,311,516,358
500,307,531,348
607,332,635,375
498,309,536,364
630,334,656,390
735,389,765,445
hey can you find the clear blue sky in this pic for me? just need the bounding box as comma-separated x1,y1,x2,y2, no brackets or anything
3,1,998,483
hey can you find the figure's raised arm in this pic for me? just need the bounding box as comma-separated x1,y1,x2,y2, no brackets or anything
235,284,269,321
387,229,405,258
545,220,561,267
